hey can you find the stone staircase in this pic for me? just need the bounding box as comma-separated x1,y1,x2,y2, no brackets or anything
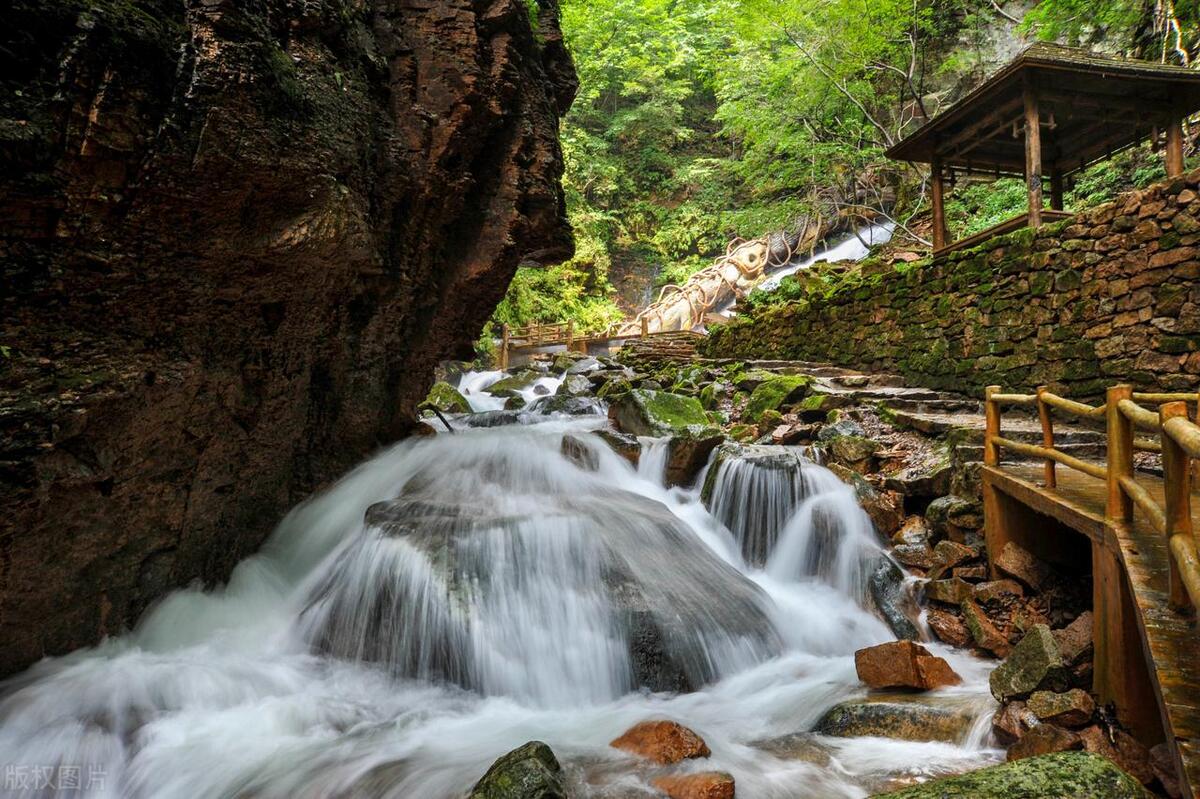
708,358,1110,468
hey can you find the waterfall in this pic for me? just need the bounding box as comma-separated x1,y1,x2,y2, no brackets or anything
0,373,999,799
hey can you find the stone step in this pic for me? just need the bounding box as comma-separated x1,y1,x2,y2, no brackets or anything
890,409,1105,443
883,397,983,414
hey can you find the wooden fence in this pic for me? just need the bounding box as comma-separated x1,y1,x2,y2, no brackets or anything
985,384,1200,612
498,318,652,369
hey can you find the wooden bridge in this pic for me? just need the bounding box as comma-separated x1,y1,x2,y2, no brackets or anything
984,384,1200,796
498,319,662,369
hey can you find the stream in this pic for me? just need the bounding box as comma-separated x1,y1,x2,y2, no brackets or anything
0,368,1001,798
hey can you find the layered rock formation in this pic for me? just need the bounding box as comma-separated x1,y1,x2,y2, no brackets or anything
0,0,576,674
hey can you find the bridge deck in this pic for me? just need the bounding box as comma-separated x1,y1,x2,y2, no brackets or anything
986,463,1200,795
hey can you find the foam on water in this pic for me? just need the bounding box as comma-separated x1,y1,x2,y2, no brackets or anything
0,369,1001,798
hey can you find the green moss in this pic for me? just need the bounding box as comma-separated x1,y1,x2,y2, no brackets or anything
422,381,471,414
743,375,810,423
870,752,1152,798
469,741,565,799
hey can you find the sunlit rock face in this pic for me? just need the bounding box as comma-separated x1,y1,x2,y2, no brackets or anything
0,0,576,675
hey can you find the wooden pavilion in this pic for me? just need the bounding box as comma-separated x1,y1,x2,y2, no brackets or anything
886,42,1200,256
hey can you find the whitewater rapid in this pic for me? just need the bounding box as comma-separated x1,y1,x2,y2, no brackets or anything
0,373,1000,798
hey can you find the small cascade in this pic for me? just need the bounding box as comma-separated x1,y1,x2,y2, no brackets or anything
702,443,808,565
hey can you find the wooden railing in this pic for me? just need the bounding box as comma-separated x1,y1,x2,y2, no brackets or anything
985,383,1200,612
498,318,654,369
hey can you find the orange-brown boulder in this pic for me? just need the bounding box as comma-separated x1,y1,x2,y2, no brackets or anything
1006,723,1081,761
854,640,961,691
610,720,711,764
651,772,735,799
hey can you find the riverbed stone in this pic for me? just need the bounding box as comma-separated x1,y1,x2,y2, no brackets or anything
651,772,735,799
869,559,921,640
814,697,975,743
486,370,543,397
995,541,1052,591
925,495,983,544
992,700,1038,745
1008,723,1083,761
827,463,904,537
468,741,566,799
743,375,811,423
926,607,971,647
1052,611,1094,666
423,381,472,414
961,599,1011,657
610,720,711,764
974,579,1025,605
869,751,1153,798
556,373,593,397
892,516,931,545
855,640,960,691
925,577,973,605
990,624,1071,701
892,543,936,570
1028,689,1095,728
609,389,714,437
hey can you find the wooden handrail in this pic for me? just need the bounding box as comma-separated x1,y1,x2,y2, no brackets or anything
985,382,1199,614
1118,398,1162,432
1040,391,1106,419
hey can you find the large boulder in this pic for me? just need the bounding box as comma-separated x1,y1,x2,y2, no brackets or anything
1028,689,1095,728
854,640,960,691
827,463,905,537
610,720,710,765
609,389,715,437
468,741,566,799
743,375,811,423
487,370,544,397
925,495,983,545
814,697,976,743
990,625,1071,701
995,542,1052,592
423,381,472,414
869,752,1153,798
869,559,921,640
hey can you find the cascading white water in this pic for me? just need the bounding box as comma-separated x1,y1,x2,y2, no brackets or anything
0,372,1000,799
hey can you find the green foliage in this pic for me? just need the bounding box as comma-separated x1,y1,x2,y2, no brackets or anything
1023,0,1200,60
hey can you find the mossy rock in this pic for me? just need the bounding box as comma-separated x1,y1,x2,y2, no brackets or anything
743,375,811,423
468,741,566,799
869,751,1153,798
814,697,975,744
597,378,632,400
486,370,542,397
609,389,715,437
423,381,471,414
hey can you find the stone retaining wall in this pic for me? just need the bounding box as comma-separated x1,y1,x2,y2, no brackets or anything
703,172,1200,400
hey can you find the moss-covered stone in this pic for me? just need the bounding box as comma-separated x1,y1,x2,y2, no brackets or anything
609,389,714,437
468,741,566,799
486,370,542,397
743,375,811,423
423,381,471,414
869,751,1152,798
814,697,975,743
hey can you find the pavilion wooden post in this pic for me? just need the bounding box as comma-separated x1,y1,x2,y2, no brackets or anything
1023,76,1043,228
1166,113,1185,177
930,157,947,251
1049,170,1065,212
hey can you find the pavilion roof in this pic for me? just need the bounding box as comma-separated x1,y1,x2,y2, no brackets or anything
886,42,1200,177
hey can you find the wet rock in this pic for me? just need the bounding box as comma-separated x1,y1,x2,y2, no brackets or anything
771,421,820,445
556,374,593,397
567,356,602,375
609,390,715,437
827,435,881,472
1079,726,1155,786
733,368,782,391
926,608,971,647
650,772,735,799
827,463,904,537
883,461,953,499
463,410,529,428
533,384,552,396
488,371,543,397
817,418,866,441
992,700,1038,745
995,542,1052,591
892,543,936,571
505,395,528,410
1150,742,1182,797
990,624,1071,701
468,741,565,799
1008,724,1083,761
974,579,1025,605
423,381,472,414
927,540,978,581
854,640,960,691
794,393,854,420
925,577,973,605
925,496,983,545
750,732,832,766
869,559,921,640
610,720,711,765
1052,611,1094,666
870,752,1152,798
597,430,641,467
531,395,606,416
815,697,975,743
666,433,726,488
1028,689,1095,728
961,599,1011,657
892,516,931,545
953,565,987,582
561,434,600,471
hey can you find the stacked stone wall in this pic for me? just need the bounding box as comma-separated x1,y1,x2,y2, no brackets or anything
703,172,1200,399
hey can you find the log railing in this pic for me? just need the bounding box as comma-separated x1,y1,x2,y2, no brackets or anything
985,383,1200,612
498,317,655,369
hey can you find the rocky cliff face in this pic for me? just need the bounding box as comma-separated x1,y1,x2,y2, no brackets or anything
0,0,576,675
